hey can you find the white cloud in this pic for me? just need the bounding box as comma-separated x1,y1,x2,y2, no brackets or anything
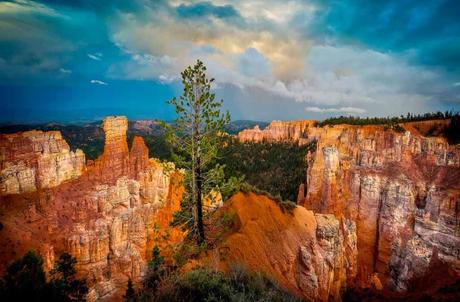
87,53,102,61
90,79,107,85
59,68,71,74
105,1,452,117
305,106,366,113
0,0,63,17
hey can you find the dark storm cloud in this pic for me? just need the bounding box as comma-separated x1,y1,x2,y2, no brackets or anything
302,0,460,73
0,0,459,123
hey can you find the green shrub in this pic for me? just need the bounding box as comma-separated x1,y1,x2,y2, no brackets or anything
0,251,87,302
138,266,304,302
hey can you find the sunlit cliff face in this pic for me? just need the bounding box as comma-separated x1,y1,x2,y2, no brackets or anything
238,119,460,292
0,116,184,300
0,0,459,122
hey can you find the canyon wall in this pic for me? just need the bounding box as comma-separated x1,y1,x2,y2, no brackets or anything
239,121,460,292
198,192,358,302
238,120,317,144
0,130,85,195
0,116,183,301
300,125,460,291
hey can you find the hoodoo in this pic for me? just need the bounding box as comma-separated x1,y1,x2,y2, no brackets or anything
0,116,183,300
238,120,460,293
0,130,85,195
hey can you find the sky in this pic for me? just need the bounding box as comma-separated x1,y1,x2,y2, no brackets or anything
0,0,459,123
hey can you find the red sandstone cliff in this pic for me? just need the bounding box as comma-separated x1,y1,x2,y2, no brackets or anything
196,192,357,302
0,130,85,194
238,120,460,293
2,117,458,300
299,124,460,291
238,120,316,144
0,116,183,301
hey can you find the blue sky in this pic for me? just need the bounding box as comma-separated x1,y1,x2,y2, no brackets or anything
0,0,459,123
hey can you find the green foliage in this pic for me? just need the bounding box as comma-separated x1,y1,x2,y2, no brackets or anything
237,182,297,213
144,245,167,292
48,252,88,301
219,175,245,201
0,251,87,302
124,278,136,302
218,137,314,202
165,60,230,244
0,250,47,301
148,245,165,271
138,266,304,302
318,111,458,127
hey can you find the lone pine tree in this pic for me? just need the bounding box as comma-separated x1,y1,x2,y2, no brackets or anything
165,60,230,245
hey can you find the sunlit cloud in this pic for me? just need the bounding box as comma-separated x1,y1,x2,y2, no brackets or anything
0,0,459,121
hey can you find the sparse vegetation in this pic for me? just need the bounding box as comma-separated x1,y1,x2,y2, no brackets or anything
124,278,136,302
318,111,458,127
0,251,87,302
138,265,304,302
144,245,166,292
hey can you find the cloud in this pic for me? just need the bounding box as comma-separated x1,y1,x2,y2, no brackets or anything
105,0,457,118
305,106,366,114
0,0,62,17
59,67,72,74
0,0,459,120
87,53,102,61
90,79,107,85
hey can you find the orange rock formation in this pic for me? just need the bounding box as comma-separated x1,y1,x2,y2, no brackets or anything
0,116,183,301
0,130,85,194
199,192,357,301
300,124,460,291
238,120,317,144
238,120,460,292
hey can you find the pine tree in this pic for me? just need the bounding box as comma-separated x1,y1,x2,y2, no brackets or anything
49,252,88,301
0,251,47,301
165,60,230,244
124,278,136,302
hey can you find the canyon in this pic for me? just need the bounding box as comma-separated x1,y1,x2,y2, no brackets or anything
0,117,459,301
0,116,183,301
239,120,460,294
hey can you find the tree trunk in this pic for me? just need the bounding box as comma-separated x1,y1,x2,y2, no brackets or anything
195,157,205,244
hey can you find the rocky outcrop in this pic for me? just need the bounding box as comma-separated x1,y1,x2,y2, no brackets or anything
238,120,316,144
0,116,183,301
237,120,460,293
297,125,460,291
0,130,85,195
198,192,357,302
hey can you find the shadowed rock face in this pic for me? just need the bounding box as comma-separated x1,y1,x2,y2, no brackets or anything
238,120,460,293
0,116,183,301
